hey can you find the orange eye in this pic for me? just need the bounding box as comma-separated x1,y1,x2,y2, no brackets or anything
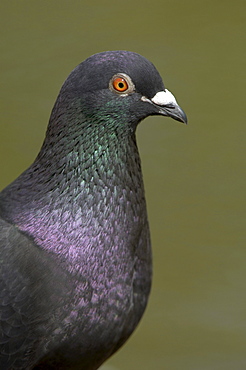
109,73,135,95
112,77,129,92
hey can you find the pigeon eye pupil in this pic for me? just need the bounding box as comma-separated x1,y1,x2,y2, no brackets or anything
112,77,128,92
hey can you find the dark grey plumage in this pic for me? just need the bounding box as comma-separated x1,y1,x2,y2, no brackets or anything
0,51,187,369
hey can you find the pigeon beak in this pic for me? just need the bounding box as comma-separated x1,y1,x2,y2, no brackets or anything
142,90,187,124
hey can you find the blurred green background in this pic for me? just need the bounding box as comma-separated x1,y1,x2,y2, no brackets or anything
0,1,245,369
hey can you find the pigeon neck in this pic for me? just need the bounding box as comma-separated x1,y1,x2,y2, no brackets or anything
0,112,146,258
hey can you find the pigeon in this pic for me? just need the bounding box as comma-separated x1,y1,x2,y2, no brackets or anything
0,50,187,369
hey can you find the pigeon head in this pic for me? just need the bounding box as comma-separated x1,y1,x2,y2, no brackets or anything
47,50,187,141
